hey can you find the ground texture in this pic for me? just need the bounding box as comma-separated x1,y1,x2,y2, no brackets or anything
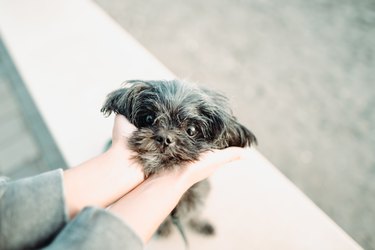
94,1,375,248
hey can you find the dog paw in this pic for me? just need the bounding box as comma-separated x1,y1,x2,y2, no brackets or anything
199,222,215,235
156,221,173,237
189,219,215,236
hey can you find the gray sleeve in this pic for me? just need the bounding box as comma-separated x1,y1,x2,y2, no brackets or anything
45,207,144,250
1,170,144,250
0,169,69,250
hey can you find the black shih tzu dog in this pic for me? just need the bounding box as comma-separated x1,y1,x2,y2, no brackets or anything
101,79,256,238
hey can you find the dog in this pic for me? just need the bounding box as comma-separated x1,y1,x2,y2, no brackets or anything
101,79,256,238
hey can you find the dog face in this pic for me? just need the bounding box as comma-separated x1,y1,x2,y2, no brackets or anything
101,80,256,176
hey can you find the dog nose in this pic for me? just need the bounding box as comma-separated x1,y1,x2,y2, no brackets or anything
155,134,174,146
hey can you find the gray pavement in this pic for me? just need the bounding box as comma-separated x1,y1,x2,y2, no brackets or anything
0,38,66,179
95,0,375,249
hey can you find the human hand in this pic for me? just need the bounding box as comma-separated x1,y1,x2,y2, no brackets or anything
64,115,144,218
111,114,136,149
180,147,247,186
106,114,144,180
108,114,142,167
144,147,248,191
109,146,248,242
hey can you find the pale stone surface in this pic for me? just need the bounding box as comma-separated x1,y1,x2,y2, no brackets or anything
0,37,66,178
94,1,375,248
0,0,365,249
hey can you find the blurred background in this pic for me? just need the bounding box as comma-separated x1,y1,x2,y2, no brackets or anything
0,0,374,249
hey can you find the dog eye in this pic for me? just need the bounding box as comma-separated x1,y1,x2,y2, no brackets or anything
186,126,197,136
145,115,155,125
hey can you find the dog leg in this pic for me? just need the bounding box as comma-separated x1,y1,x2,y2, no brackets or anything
188,218,215,236
156,216,173,237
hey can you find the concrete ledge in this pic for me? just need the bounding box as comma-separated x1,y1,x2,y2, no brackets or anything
0,0,362,249
0,0,173,166
0,38,66,178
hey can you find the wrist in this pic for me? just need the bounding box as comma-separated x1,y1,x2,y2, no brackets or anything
107,141,128,160
64,148,143,218
106,143,138,169
149,169,194,194
101,144,145,192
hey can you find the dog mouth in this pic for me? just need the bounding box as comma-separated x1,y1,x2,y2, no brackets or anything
155,143,198,162
128,128,205,171
129,137,197,162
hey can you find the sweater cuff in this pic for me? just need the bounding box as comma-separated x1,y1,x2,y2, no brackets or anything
0,169,68,249
48,207,144,250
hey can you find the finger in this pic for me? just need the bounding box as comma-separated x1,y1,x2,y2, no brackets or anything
199,147,247,168
114,114,137,137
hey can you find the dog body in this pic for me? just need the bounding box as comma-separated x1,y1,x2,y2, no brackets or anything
102,80,256,237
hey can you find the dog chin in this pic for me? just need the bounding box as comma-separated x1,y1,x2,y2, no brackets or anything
134,151,193,177
128,129,205,176
136,144,207,176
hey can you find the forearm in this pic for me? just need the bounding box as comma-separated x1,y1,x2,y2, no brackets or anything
109,170,191,243
63,145,144,218
108,147,246,243
0,170,67,249
45,207,143,250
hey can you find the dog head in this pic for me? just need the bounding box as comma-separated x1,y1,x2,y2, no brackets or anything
101,80,256,176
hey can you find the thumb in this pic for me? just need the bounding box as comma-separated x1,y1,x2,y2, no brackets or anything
113,114,137,139
200,147,247,167
188,147,247,183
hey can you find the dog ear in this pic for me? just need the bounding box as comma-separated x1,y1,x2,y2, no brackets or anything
199,87,257,148
101,80,151,119
219,119,257,148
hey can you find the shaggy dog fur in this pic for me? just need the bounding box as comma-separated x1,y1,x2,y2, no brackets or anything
101,80,256,237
